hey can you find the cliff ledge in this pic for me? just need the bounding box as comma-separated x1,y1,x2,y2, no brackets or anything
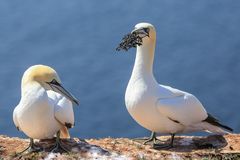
0,134,240,159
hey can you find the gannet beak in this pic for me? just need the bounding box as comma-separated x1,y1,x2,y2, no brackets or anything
131,28,138,34
116,27,150,51
131,28,150,37
47,80,79,106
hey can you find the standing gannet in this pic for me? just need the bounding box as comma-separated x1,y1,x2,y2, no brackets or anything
116,22,233,149
13,65,79,153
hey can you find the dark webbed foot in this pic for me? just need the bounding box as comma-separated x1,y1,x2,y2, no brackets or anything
142,132,162,145
133,132,162,145
17,138,42,155
49,131,71,153
153,134,175,150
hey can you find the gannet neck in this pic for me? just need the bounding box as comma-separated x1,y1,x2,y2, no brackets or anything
132,38,156,79
21,80,42,97
21,71,36,97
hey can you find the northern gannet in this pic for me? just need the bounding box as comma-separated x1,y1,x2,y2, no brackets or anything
13,65,79,153
116,22,233,148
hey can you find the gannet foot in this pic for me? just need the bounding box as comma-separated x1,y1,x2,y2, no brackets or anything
143,133,162,145
133,132,162,145
152,133,175,150
50,140,70,153
49,131,71,153
17,138,42,155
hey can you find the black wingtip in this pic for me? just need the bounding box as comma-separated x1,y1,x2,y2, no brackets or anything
65,122,73,129
223,125,233,132
203,113,233,132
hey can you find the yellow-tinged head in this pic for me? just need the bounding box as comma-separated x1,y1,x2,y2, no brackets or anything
22,65,79,105
22,65,61,85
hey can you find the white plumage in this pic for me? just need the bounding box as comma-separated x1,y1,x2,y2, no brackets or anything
13,65,78,141
124,23,232,140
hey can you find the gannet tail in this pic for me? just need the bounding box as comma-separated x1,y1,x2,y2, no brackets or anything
60,126,70,138
202,113,233,134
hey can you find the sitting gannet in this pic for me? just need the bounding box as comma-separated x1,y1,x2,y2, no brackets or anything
116,22,233,149
13,65,79,153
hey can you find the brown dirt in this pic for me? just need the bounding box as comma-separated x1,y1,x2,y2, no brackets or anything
0,134,240,159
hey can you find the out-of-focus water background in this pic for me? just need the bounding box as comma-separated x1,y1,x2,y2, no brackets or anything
0,1,239,138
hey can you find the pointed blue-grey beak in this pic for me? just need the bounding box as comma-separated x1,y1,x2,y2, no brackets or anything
47,79,79,106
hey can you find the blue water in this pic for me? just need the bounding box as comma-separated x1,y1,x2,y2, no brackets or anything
0,1,240,139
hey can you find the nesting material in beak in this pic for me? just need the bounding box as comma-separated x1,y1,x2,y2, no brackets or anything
116,28,149,51
116,32,143,51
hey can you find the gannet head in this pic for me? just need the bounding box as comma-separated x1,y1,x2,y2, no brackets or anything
116,22,156,51
22,65,79,105
132,22,156,41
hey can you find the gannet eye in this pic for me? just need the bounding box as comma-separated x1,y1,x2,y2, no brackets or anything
143,28,150,34
50,79,59,84
48,79,60,85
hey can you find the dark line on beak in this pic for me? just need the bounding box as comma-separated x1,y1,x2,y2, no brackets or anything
47,80,79,106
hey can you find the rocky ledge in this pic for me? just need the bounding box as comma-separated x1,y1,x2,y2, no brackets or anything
0,134,240,159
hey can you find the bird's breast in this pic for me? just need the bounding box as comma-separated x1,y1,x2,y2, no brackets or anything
125,80,157,111
17,85,61,139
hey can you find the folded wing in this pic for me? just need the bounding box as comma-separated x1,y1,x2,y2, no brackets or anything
156,85,208,126
47,90,75,138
